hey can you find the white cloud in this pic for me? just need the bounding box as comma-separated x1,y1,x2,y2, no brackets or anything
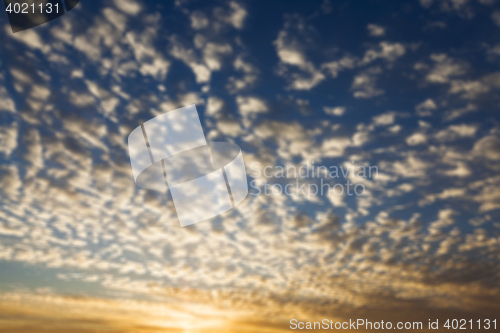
327,190,345,207
420,0,474,18
435,124,478,141
491,10,500,26
113,0,142,16
406,132,428,145
0,122,17,157
188,1,246,32
388,124,402,134
126,30,170,80
226,2,247,29
23,129,44,179
323,106,346,116
226,56,259,93
367,24,385,37
442,162,471,177
274,15,325,90
7,27,50,53
321,56,357,78
168,36,233,84
429,209,456,231
69,91,95,107
0,87,16,113
420,0,434,8
156,92,204,115
3,1,500,324
448,72,500,99
0,165,21,201
203,42,232,70
425,53,467,84
372,112,396,126
415,98,437,116
473,136,500,160
443,103,477,121
104,8,127,32
236,96,268,117
321,137,351,157
351,67,384,98
361,42,405,65
217,119,244,137
206,97,224,117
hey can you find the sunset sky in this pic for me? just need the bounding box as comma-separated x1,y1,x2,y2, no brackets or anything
1,0,500,331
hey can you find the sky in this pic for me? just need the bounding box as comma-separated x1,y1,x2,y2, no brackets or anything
1,0,500,332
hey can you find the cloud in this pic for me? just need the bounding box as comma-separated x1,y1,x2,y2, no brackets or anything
320,55,356,78
492,10,500,26
442,162,471,177
252,120,316,160
225,2,247,29
473,135,500,160
0,291,255,333
367,24,385,37
420,0,434,7
2,2,500,331
351,67,384,98
206,97,225,117
382,154,430,178
0,165,21,201
429,209,456,233
435,124,478,141
204,42,233,70
7,27,50,52
226,56,259,93
113,0,142,16
372,112,397,126
417,54,500,99
191,11,210,29
0,86,16,113
0,121,18,157
420,0,474,18
323,106,346,116
448,71,500,99
125,29,171,80
443,103,477,121
168,3,249,87
217,119,244,137
22,128,44,179
361,42,405,65
321,136,351,157
274,21,404,92
156,92,204,115
274,15,325,90
415,98,437,116
236,96,268,115
169,36,212,83
184,1,247,31
425,53,467,84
